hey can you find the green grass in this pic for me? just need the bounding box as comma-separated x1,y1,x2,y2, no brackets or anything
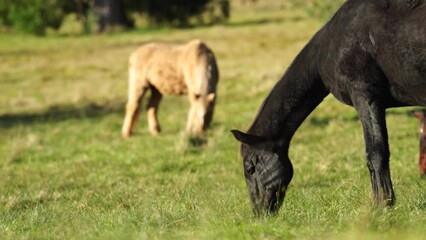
1,1,425,239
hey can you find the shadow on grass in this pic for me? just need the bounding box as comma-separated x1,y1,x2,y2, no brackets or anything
188,136,207,147
224,17,287,28
0,100,124,129
308,108,422,128
173,134,208,154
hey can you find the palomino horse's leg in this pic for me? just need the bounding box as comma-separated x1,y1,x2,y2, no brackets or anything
203,94,216,131
353,97,395,205
413,110,426,176
146,87,162,136
122,78,148,138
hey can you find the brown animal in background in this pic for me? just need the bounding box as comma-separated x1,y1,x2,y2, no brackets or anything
413,110,426,176
122,39,219,138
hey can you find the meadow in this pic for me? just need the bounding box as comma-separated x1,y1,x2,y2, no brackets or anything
0,1,425,239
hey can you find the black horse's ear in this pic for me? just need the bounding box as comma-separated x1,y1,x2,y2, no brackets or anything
231,129,264,145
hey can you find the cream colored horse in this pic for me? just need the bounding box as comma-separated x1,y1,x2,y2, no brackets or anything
122,39,219,138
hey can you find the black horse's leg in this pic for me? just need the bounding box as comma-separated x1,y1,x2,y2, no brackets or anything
352,97,395,205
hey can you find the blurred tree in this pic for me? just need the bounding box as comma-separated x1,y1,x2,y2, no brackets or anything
0,0,68,35
0,0,8,27
125,0,230,27
0,0,230,35
145,0,211,26
93,0,133,32
73,0,92,34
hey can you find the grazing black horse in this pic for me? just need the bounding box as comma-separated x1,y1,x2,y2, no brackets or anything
232,0,426,215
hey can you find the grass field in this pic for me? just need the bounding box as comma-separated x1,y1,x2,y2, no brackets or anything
1,1,425,239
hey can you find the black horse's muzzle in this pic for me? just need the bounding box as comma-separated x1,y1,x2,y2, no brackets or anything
247,175,287,216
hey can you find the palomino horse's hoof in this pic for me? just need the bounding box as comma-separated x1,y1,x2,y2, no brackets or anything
150,131,160,136
149,127,161,136
122,132,132,139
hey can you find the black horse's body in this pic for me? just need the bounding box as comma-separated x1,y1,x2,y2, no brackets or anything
232,0,426,215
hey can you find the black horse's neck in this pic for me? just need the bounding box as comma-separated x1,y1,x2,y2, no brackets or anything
247,40,329,149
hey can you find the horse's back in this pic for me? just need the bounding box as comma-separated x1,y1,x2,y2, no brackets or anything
129,43,186,95
317,0,426,106
376,2,426,105
129,40,218,96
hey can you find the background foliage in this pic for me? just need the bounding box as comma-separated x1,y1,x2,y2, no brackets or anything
124,0,230,26
0,0,344,35
0,0,71,35
0,0,231,35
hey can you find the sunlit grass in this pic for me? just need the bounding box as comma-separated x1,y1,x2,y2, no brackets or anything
0,1,425,239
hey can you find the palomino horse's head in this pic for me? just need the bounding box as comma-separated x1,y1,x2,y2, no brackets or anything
187,93,216,136
231,130,293,215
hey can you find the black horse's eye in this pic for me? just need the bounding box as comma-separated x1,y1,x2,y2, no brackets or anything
245,154,258,175
246,165,255,175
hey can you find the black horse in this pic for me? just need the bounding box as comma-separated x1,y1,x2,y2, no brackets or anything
232,0,426,215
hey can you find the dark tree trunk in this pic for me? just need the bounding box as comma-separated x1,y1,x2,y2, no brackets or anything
94,0,133,32
75,0,92,34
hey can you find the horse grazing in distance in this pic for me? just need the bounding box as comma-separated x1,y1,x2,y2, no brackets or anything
232,0,425,215
122,39,219,138
413,110,426,176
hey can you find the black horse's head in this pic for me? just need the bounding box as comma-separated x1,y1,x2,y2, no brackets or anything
231,130,293,216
